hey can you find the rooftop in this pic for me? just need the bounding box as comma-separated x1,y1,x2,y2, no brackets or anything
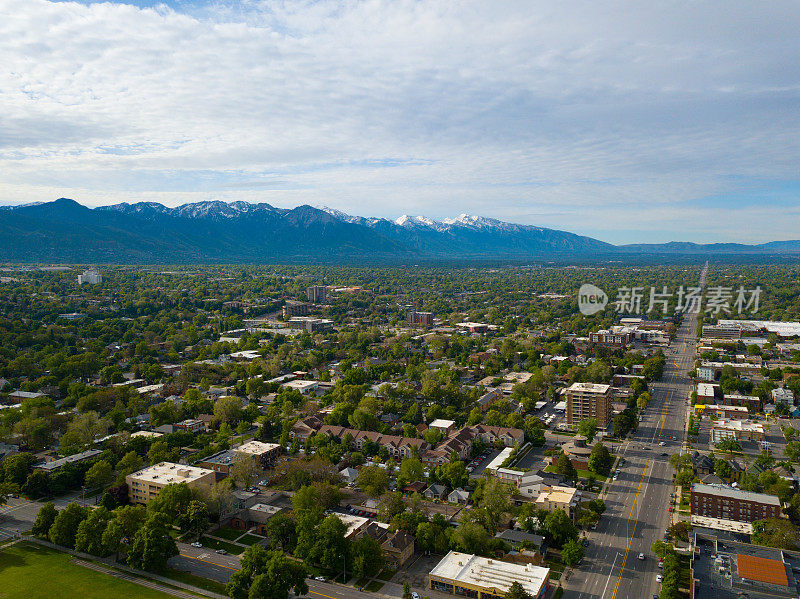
567,382,611,393
129,462,214,484
692,483,781,506
235,440,280,456
429,551,549,597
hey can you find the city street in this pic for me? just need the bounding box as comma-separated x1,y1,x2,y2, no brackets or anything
562,269,704,599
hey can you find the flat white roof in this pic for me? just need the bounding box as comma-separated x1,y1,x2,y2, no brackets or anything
235,440,280,455
691,515,753,534
697,383,716,395
429,551,549,597
485,447,514,471
429,419,456,429
567,382,611,393
129,462,213,484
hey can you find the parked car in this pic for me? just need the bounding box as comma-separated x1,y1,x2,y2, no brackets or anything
216,549,228,555
190,542,202,548
314,576,326,582
638,553,645,560
656,574,663,582
411,593,420,599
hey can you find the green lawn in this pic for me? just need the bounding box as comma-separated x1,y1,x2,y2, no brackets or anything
0,542,173,599
364,580,384,592
238,534,264,546
210,526,244,542
163,567,228,595
199,536,245,555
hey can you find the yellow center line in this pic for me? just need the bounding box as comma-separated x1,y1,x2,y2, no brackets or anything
179,553,237,570
611,460,649,599
310,592,339,599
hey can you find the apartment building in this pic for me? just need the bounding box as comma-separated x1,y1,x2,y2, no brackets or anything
306,285,328,303
565,382,613,428
282,301,310,319
588,329,630,348
691,483,781,523
407,311,434,327
286,316,334,333
535,486,582,519
126,462,215,505
233,440,281,467
710,419,765,443
772,387,795,406
316,425,427,458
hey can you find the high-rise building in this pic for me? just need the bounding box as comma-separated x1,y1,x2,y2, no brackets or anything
565,382,613,428
282,300,310,319
77,269,102,284
306,285,328,303
407,310,433,326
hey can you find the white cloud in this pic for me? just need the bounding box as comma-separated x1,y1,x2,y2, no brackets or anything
0,0,799,243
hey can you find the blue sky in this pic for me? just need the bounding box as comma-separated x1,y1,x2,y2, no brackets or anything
2,0,799,244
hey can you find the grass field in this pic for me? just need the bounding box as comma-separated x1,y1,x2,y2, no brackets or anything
164,567,228,595
0,542,172,599
238,534,264,546
210,526,243,541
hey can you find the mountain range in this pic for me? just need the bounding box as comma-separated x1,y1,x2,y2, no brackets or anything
0,198,798,263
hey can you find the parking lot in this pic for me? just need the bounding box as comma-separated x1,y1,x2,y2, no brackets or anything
467,448,500,478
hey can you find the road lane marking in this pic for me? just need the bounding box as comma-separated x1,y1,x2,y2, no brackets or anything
610,460,648,599
179,553,237,570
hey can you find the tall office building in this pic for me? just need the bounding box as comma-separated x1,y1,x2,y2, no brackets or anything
565,382,613,428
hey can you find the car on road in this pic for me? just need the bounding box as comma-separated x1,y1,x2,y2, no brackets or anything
190,542,202,548
638,553,645,560
668,506,673,512
582,540,589,547
657,574,663,582
216,549,228,555
411,593,420,599
658,441,666,446
314,576,326,582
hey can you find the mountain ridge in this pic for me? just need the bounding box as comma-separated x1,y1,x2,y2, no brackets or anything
0,198,798,263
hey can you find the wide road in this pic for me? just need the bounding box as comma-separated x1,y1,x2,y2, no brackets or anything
563,266,705,599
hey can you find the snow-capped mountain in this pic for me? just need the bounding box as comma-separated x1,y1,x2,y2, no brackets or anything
0,197,625,262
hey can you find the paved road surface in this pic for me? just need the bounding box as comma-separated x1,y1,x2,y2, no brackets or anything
562,265,704,599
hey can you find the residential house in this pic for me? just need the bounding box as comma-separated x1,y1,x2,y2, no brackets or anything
381,531,415,569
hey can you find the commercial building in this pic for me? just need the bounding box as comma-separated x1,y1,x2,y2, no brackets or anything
127,462,215,504
565,382,613,428
773,387,795,406
282,301,310,319
702,324,741,340
690,483,782,523
306,286,327,303
696,382,718,403
286,316,334,333
723,393,762,411
691,531,800,599
695,404,749,419
429,551,550,599
77,269,102,285
407,311,434,327
710,419,765,443
428,419,456,434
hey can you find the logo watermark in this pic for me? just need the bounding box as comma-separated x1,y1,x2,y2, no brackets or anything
578,284,609,316
577,285,761,316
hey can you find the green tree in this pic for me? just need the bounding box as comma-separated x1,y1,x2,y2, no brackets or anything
553,452,577,481
22,470,51,498
351,535,384,579
127,512,178,572
505,581,533,599
32,502,58,537
561,538,585,566
476,477,512,534
75,506,112,555
577,418,598,442
213,396,243,426
397,457,424,488
357,466,389,498
587,442,613,476
147,482,192,527
752,518,800,550
49,502,88,548
185,500,210,539
453,520,489,554
84,460,113,490
543,508,578,548
230,455,262,489
226,545,308,599
265,513,296,552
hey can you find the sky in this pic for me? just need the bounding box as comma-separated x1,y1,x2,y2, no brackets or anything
1,1,799,245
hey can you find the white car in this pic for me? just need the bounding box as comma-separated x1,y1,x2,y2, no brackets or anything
638,553,645,560
657,574,663,582
190,542,202,548
411,593,420,599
